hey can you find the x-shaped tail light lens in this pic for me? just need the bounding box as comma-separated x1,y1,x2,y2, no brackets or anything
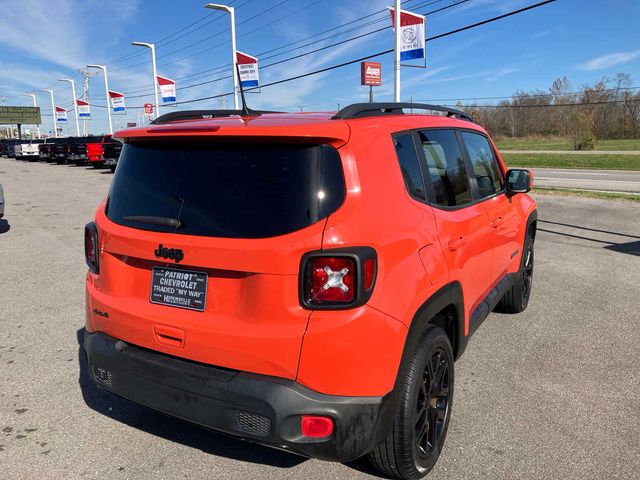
307,257,355,303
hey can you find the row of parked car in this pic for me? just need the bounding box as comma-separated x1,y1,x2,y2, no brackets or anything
0,135,122,172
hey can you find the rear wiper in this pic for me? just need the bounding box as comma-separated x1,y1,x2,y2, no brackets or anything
122,215,182,228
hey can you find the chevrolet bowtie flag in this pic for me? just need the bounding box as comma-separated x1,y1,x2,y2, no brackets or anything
156,76,176,103
76,99,91,118
236,51,259,88
55,106,67,122
108,91,126,112
389,7,426,61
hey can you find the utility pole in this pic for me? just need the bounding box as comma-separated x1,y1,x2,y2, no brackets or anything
78,68,98,136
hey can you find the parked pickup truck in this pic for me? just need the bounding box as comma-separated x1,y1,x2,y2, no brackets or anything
38,140,54,162
53,137,73,164
98,137,122,172
15,140,44,160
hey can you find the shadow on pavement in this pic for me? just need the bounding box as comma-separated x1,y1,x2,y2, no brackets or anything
538,220,640,257
0,218,10,234
76,328,307,469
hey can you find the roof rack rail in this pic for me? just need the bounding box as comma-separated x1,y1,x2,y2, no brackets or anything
150,109,282,125
331,102,474,123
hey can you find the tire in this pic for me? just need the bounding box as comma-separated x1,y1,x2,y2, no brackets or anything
495,229,535,313
109,165,116,173
368,326,454,479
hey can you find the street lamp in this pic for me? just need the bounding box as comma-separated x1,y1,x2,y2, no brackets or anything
57,78,80,136
20,94,41,138
87,64,113,134
204,3,239,110
38,89,57,138
131,42,160,118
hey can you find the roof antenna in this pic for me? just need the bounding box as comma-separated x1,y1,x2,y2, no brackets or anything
235,63,260,117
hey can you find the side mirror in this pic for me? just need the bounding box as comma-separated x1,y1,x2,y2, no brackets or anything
506,169,533,194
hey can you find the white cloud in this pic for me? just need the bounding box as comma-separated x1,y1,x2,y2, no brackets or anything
577,50,640,71
530,30,550,40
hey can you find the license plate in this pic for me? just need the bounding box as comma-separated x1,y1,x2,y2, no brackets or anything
150,267,208,311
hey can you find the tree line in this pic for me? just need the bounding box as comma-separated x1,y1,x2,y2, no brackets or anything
462,73,640,149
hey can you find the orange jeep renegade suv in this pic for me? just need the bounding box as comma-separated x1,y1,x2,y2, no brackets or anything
83,103,537,479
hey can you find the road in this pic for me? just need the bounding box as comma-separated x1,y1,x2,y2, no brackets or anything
1,158,639,480
530,167,640,193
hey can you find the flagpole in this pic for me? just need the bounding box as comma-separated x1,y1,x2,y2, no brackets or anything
394,0,401,102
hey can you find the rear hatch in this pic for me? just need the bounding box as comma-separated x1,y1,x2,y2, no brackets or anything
89,136,347,379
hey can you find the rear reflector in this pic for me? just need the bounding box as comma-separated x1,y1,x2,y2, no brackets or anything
301,416,334,438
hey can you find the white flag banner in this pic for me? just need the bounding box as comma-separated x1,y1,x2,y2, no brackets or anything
76,99,91,118
108,90,126,112
237,51,259,88
55,106,67,122
156,75,176,103
389,7,426,61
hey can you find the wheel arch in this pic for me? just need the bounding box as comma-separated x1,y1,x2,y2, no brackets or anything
395,282,466,394
378,282,465,443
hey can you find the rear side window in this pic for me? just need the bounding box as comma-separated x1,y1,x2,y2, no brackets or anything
417,130,472,207
106,141,345,239
394,134,426,200
461,131,503,198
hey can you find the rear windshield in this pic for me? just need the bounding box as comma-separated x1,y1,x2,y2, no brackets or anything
106,141,346,238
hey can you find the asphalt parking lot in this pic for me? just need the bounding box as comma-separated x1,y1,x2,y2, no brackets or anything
1,157,639,480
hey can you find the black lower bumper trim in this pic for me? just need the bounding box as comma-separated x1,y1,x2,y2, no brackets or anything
83,331,394,462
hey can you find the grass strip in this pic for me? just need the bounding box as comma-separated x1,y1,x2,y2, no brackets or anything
533,187,640,202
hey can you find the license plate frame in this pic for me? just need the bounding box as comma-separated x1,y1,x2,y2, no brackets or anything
150,266,208,312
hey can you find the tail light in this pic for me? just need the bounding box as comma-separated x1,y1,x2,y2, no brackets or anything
84,222,99,273
300,247,376,309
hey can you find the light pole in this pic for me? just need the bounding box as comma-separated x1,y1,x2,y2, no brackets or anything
57,78,80,136
131,42,160,118
204,3,239,110
39,89,57,138
21,94,41,138
87,64,113,134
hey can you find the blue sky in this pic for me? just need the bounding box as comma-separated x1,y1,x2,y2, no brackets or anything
1,0,639,136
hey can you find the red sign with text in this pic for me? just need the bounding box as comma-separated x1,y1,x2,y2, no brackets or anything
361,62,382,86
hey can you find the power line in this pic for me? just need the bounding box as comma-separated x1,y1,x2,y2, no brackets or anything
415,86,640,103
455,99,640,109
122,0,470,98
119,0,442,92
103,0,249,67
109,0,293,73
114,0,559,109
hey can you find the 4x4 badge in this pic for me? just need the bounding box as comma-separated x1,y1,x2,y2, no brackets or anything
154,243,184,263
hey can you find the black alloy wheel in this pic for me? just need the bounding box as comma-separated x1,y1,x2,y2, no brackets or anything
414,347,451,463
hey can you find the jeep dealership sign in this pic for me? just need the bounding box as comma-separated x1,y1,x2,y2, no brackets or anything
361,62,382,86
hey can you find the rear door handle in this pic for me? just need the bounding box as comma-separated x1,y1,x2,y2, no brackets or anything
448,236,467,251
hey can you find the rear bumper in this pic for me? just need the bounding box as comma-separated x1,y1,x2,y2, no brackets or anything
83,331,394,462
104,157,118,166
